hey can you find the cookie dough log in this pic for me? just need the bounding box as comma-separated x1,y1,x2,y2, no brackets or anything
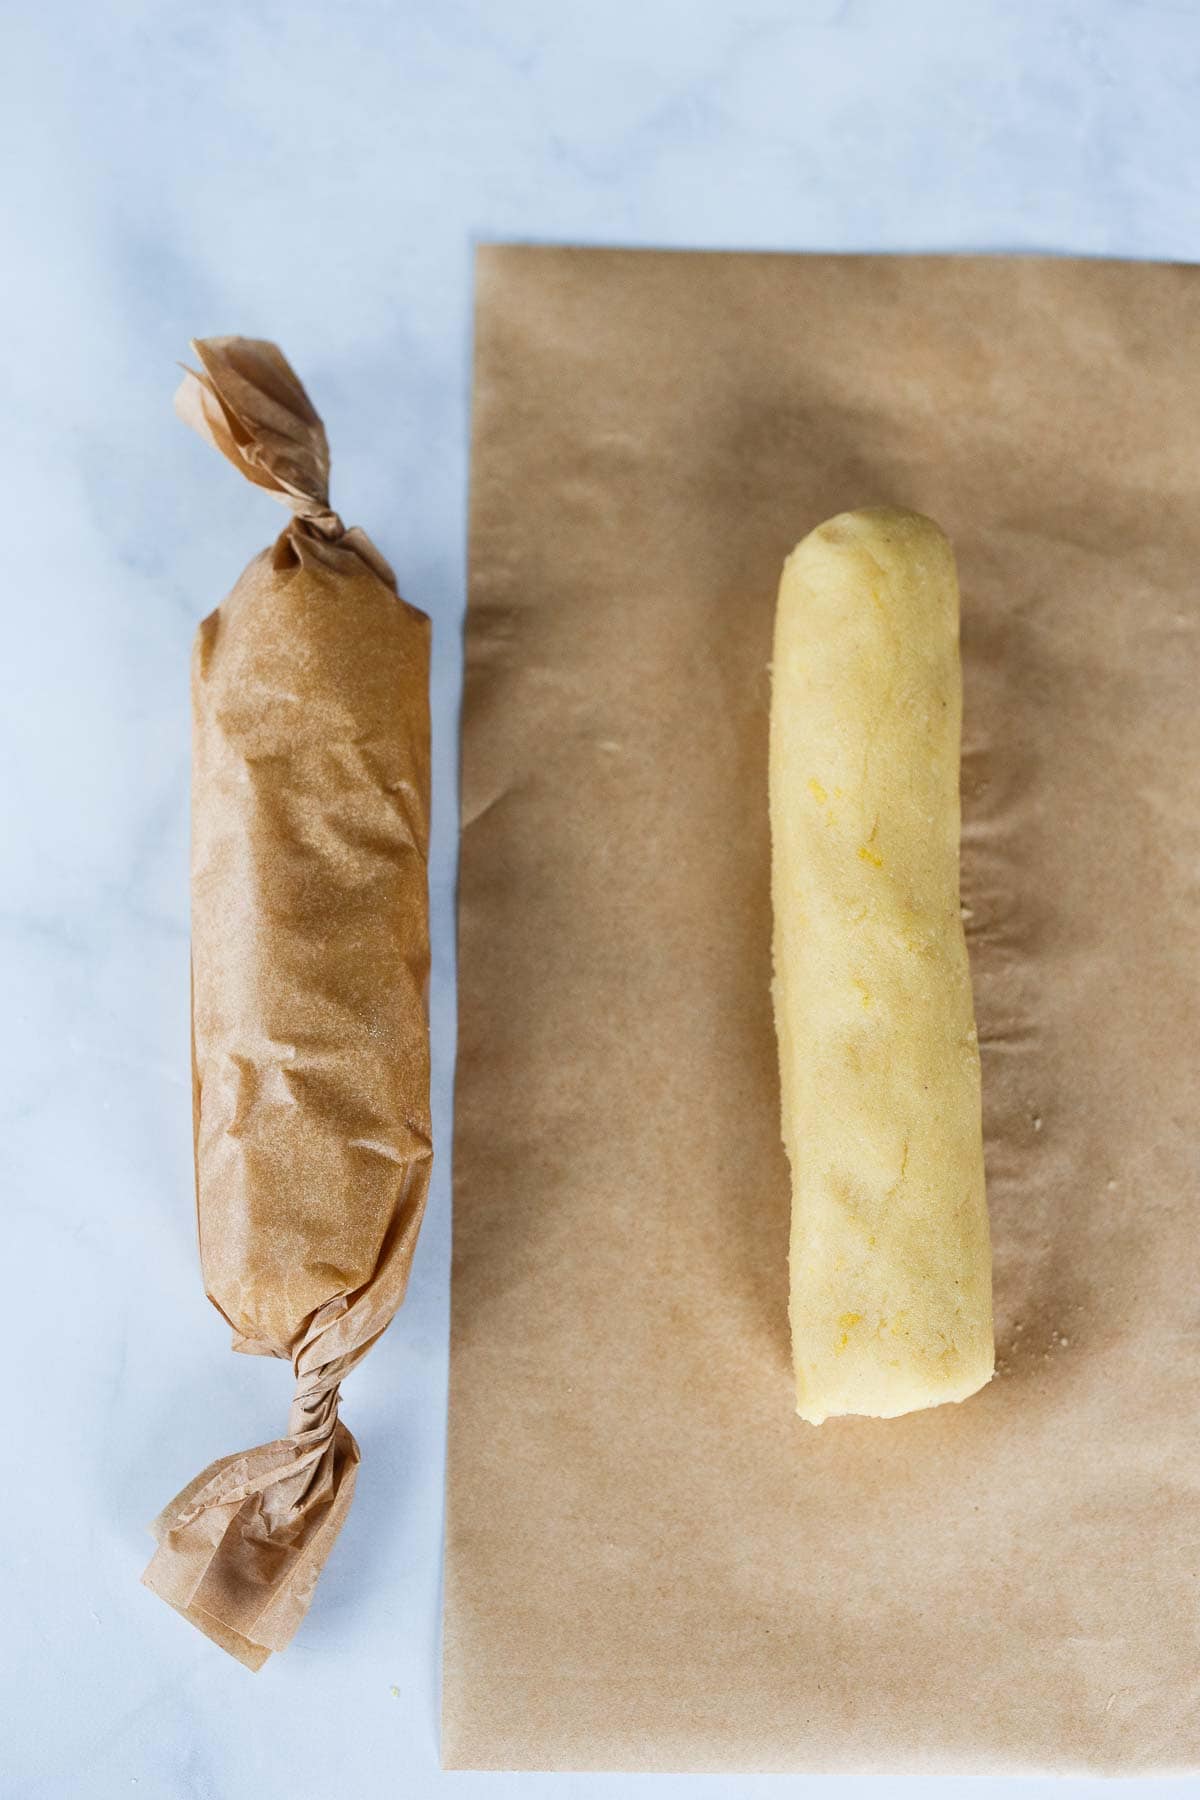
770,507,993,1424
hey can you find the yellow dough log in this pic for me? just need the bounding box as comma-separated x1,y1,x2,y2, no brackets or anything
770,507,993,1424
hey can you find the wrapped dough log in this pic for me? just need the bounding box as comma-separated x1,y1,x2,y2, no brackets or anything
770,507,992,1424
143,339,432,1666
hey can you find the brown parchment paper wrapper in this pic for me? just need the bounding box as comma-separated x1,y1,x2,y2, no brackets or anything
143,339,432,1669
444,249,1200,1772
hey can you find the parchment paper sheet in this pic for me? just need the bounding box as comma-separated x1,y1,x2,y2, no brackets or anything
445,248,1200,1773
143,340,432,1668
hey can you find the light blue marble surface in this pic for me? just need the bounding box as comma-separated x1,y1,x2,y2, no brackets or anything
3,2,1199,1795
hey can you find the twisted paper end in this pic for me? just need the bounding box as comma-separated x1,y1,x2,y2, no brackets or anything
143,1368,359,1670
176,334,397,587
175,336,343,529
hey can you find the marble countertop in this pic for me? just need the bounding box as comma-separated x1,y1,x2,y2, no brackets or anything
4,2,1198,1795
